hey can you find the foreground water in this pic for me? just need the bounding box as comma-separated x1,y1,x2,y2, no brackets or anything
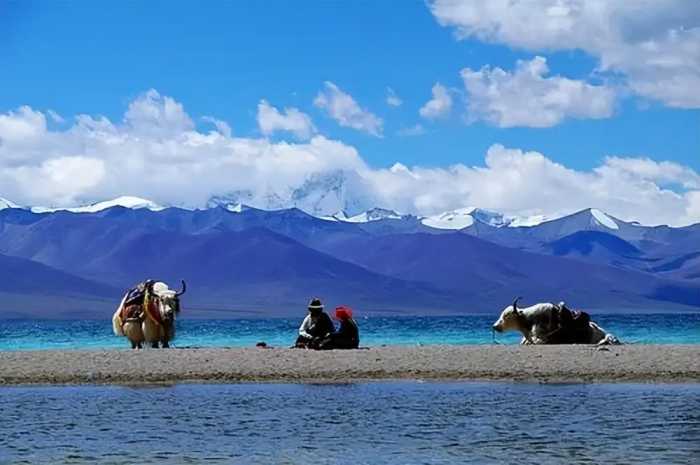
1,382,698,465
0,313,699,350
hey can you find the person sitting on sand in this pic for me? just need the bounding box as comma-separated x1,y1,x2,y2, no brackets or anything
319,306,360,350
295,298,335,349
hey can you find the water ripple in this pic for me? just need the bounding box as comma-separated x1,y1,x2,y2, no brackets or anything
0,383,698,464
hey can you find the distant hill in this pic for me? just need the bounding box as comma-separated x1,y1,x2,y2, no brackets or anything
318,232,700,309
0,203,698,318
0,253,119,318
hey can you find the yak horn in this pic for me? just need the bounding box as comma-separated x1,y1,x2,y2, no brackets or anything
176,280,187,296
512,296,522,310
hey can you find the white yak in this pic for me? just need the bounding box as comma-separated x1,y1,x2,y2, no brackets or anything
112,280,185,349
492,298,619,345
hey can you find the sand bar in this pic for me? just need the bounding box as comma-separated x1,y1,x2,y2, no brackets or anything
0,345,698,385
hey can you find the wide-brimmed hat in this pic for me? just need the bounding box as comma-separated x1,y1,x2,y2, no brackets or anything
308,298,324,311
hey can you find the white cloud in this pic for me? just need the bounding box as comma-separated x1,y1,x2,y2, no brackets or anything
0,90,365,210
123,88,194,137
601,156,700,189
202,116,232,138
256,100,315,140
0,90,698,226
0,106,47,143
419,83,453,119
46,110,65,124
461,56,616,127
313,81,383,136
386,87,403,107
364,144,700,226
429,0,700,108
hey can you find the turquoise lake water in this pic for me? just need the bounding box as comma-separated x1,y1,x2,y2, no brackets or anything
1,382,698,465
0,313,698,350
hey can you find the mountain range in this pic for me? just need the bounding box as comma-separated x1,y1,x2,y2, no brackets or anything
0,196,698,318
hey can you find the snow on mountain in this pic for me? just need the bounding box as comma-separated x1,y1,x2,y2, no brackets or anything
206,195,252,213
0,197,22,210
420,207,549,230
508,215,550,228
207,170,378,218
207,190,277,211
320,211,352,222
345,208,405,223
31,196,165,214
224,202,250,213
421,208,476,230
590,208,619,230
288,170,377,217
470,208,514,227
0,193,652,234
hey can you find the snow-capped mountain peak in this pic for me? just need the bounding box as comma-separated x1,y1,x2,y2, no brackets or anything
223,202,251,213
31,196,165,214
420,207,549,230
345,207,405,223
421,207,476,230
470,208,514,227
320,210,352,222
589,208,619,230
507,214,550,228
0,194,660,231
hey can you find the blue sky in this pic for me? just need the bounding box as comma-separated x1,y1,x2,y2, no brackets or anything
2,1,697,169
0,1,699,225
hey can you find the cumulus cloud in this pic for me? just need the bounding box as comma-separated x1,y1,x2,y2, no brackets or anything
0,106,47,143
0,90,365,210
313,81,383,136
601,157,700,190
202,116,232,138
0,90,698,226
256,100,315,140
419,83,453,119
5,156,105,206
386,87,403,107
461,56,616,127
124,88,194,137
364,145,700,226
429,0,700,108
46,110,65,124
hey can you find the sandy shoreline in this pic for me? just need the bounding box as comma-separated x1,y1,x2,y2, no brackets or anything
0,345,698,385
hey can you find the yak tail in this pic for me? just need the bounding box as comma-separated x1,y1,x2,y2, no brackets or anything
112,295,127,336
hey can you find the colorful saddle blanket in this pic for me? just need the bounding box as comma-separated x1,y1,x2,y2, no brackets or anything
124,280,153,306
120,304,143,322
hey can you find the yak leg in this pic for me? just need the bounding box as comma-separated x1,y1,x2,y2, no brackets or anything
161,321,175,348
589,322,621,345
143,319,163,348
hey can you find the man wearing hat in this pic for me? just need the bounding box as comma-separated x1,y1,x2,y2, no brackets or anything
295,297,335,349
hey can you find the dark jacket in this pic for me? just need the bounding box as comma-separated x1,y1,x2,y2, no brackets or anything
331,318,359,349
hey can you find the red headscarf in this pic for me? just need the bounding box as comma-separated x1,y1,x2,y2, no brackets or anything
334,306,353,320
